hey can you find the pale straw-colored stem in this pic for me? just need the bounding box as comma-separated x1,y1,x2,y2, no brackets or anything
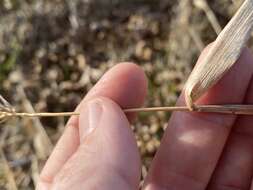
124,105,253,115
13,112,80,117
3,105,253,120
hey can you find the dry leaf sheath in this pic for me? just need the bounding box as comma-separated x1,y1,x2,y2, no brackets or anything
184,0,253,110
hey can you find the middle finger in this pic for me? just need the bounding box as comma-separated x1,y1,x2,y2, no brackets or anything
143,48,253,190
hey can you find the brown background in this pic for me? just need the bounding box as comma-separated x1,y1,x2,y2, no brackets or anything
0,0,248,189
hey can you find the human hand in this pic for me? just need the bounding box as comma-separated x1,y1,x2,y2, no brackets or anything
37,46,253,190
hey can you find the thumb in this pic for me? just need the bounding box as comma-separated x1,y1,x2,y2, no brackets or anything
51,97,141,190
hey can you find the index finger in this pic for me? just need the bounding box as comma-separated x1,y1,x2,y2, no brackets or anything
143,47,253,190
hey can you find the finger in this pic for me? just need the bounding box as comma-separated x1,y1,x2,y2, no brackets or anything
37,63,147,189
51,97,140,190
143,48,253,190
207,49,253,190
68,62,148,126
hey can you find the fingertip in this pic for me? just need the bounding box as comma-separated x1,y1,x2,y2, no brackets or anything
87,62,148,109
115,62,148,121
113,62,148,105
85,62,147,122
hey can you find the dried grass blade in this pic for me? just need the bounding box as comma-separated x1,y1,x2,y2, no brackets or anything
16,85,53,159
185,0,253,109
0,95,15,112
0,148,18,190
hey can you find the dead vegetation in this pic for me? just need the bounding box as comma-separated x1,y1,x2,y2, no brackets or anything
0,0,248,189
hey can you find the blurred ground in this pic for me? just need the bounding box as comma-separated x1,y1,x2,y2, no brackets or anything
0,0,248,189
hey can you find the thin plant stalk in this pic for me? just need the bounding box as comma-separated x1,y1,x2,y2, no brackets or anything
2,105,253,122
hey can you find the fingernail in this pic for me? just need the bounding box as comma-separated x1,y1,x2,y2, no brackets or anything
79,99,103,140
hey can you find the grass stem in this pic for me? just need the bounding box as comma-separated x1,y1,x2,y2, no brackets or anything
3,104,253,121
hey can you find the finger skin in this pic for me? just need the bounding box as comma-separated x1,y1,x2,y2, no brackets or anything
37,63,147,189
143,48,253,190
51,97,140,190
207,49,253,190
